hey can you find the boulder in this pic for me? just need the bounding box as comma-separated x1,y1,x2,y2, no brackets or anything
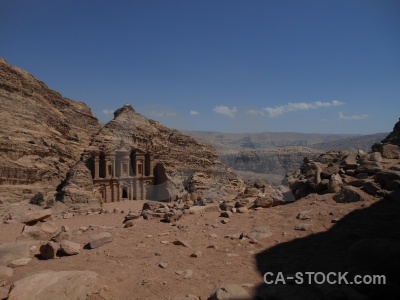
88,232,113,249
367,152,382,162
253,196,273,208
163,210,183,223
321,165,340,179
220,211,232,218
341,153,359,169
209,283,251,300
219,201,235,211
355,161,382,174
20,209,52,224
60,240,81,255
0,241,35,266
333,186,363,203
142,202,159,211
7,270,98,300
328,174,343,193
302,161,323,189
374,170,400,189
52,231,71,243
123,212,141,222
7,258,32,268
0,266,13,285
39,242,60,259
362,181,381,196
381,144,400,159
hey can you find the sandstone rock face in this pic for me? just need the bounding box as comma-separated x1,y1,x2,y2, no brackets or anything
60,104,245,204
0,58,101,204
7,270,98,300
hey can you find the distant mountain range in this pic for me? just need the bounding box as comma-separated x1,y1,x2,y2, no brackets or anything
183,130,389,178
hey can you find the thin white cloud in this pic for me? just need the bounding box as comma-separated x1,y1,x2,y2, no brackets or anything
190,110,199,116
339,111,369,120
264,100,345,117
246,109,265,116
148,111,177,118
102,109,114,115
213,105,238,118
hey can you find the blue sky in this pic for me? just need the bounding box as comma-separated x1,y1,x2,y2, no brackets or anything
1,0,399,134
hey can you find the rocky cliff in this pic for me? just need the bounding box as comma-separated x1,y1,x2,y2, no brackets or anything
220,147,322,176
58,104,245,204
0,58,101,204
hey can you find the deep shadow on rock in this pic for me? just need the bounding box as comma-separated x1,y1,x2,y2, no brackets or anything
253,197,400,300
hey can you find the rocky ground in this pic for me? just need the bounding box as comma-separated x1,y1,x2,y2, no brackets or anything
0,186,396,300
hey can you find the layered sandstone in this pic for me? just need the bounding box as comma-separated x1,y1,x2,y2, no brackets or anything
0,58,101,204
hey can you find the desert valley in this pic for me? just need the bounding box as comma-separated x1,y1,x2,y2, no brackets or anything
0,57,400,300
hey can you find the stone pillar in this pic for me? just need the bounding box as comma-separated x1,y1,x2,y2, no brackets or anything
111,156,116,178
119,185,123,202
149,157,154,176
135,180,140,200
105,185,111,203
112,182,118,202
141,181,145,200
93,154,100,179
129,180,134,200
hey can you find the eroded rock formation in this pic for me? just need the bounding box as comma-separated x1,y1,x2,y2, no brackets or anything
0,58,101,204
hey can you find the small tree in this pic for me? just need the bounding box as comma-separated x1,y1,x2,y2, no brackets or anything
30,192,45,206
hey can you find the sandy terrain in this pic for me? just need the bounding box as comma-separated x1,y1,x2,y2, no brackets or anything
0,192,387,300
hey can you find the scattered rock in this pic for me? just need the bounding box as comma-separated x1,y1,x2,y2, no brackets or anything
88,232,113,249
321,165,340,179
60,240,81,256
328,173,343,193
173,240,190,247
209,283,251,300
381,144,400,159
7,258,32,268
296,211,311,220
164,210,183,223
20,209,52,224
247,226,272,239
333,186,363,203
62,213,73,219
158,262,168,269
220,211,232,218
191,251,202,258
253,196,273,208
39,242,60,259
236,207,249,213
294,224,312,231
183,269,193,279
